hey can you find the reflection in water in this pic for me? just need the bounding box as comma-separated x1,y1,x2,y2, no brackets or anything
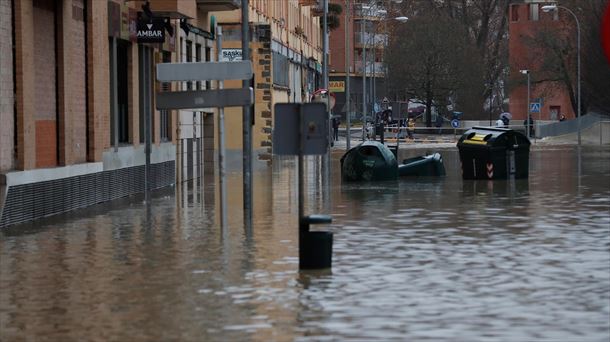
1,146,609,341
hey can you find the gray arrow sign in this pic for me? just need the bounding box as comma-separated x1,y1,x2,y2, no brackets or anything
156,88,253,110
156,61,253,81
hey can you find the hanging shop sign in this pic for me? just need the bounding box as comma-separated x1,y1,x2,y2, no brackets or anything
136,14,166,43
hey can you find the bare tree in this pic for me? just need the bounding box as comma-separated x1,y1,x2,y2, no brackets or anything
521,0,610,116
386,13,484,126
390,0,511,118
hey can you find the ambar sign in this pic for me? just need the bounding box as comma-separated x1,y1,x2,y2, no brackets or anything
137,16,165,43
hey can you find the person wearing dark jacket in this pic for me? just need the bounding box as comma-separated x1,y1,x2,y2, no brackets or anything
332,117,340,141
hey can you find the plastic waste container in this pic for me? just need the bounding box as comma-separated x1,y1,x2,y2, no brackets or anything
457,126,530,179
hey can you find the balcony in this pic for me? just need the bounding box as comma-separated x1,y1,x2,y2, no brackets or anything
355,61,386,76
149,0,197,18
353,4,387,20
196,0,241,11
354,32,388,47
299,0,318,6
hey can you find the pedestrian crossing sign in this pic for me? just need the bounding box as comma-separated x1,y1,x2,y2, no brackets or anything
530,102,541,113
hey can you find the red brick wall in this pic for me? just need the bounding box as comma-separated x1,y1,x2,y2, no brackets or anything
0,0,14,171
33,0,58,167
508,3,576,121
70,0,88,163
328,0,346,72
33,1,57,122
87,0,111,162
35,120,57,168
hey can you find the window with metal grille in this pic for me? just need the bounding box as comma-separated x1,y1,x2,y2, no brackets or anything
273,52,289,87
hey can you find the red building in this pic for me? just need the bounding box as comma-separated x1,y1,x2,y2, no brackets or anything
508,0,576,122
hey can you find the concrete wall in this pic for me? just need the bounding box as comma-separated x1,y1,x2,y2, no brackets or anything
0,0,14,171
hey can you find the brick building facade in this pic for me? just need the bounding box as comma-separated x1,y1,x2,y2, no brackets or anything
0,0,14,171
508,0,576,122
0,0,324,227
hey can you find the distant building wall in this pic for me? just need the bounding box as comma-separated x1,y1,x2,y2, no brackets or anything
0,0,14,171
508,2,576,122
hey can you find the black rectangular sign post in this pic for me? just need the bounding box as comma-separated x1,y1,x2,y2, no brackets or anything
273,103,333,270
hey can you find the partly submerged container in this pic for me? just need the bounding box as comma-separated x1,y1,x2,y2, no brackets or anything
457,126,530,179
398,153,446,177
340,141,398,181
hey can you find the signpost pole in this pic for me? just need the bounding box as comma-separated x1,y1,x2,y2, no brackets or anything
345,0,351,150
526,72,531,138
144,47,152,203
216,26,227,228
241,0,252,230
112,37,119,153
298,105,304,230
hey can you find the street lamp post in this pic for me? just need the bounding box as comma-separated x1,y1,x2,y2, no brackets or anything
542,4,581,146
361,5,369,140
359,4,407,141
345,0,351,150
520,69,530,137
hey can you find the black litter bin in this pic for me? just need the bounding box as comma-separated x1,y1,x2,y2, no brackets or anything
457,126,530,180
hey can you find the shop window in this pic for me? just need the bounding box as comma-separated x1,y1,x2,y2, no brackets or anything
109,38,130,145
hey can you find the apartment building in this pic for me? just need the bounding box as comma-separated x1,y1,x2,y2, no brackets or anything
328,0,398,122
0,0,237,227
508,0,576,121
211,0,323,163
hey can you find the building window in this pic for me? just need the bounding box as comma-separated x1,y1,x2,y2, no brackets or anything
529,4,539,21
195,43,202,90
273,52,289,87
160,51,172,141
205,46,212,90
109,38,130,145
185,40,193,90
510,4,519,22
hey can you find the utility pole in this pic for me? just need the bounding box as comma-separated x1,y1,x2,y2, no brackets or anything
345,0,351,150
216,26,227,227
361,8,367,140
241,0,252,228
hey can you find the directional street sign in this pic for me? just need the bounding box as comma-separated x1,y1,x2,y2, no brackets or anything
156,88,253,110
530,102,541,113
156,61,253,82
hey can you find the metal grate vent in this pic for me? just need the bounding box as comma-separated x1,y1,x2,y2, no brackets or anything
0,161,175,228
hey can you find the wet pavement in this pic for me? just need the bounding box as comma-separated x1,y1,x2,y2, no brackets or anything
1,144,609,341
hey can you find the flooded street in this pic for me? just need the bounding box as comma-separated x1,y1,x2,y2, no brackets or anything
1,145,609,341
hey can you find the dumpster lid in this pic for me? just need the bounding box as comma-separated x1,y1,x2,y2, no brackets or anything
342,141,397,166
458,126,531,148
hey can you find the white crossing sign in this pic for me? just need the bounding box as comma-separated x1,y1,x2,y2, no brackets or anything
156,61,253,82
156,88,253,110
530,102,541,113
